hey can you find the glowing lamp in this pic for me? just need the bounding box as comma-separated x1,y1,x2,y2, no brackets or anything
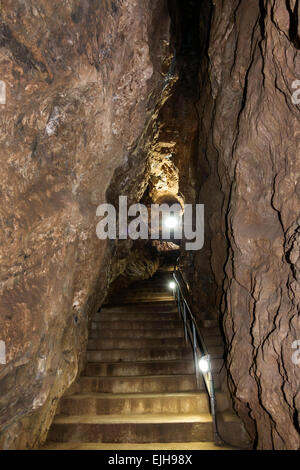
164,216,178,229
199,355,210,374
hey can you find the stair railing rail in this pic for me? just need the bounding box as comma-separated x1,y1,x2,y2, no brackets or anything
172,269,224,446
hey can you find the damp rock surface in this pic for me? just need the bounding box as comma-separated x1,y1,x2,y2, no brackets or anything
192,0,300,450
0,0,170,449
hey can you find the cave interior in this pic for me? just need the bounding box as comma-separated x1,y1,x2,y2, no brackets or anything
0,0,299,451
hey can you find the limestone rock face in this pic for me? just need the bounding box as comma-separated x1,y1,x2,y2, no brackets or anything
193,0,300,449
0,0,170,449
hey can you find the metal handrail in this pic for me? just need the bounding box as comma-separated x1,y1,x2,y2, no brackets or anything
173,270,224,446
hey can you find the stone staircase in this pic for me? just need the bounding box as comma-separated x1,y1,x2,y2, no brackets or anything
44,272,249,450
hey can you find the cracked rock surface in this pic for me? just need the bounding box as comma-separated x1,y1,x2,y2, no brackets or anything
192,0,300,449
0,0,170,449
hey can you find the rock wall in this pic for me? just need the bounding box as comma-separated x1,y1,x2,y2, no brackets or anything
193,0,300,450
0,0,170,449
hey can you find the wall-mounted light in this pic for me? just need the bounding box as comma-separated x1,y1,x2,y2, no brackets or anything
169,281,176,290
164,216,178,229
199,355,210,373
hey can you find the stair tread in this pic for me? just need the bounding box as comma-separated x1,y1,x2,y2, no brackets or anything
95,330,184,334
92,321,181,325
79,374,195,379
43,441,234,450
87,347,191,352
102,301,176,308
86,349,193,362
92,323,183,329
54,410,239,424
100,310,178,314
101,304,176,307
62,391,215,399
109,298,174,304
85,359,192,365
53,413,213,424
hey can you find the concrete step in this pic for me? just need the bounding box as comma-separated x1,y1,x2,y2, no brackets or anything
201,327,221,337
112,291,174,298
67,375,199,394
112,297,174,304
87,337,186,350
206,346,224,358
119,281,172,295
204,336,224,347
101,301,176,311
129,286,173,293
84,359,195,377
42,441,233,450
118,292,173,299
129,279,172,285
57,391,229,416
87,342,223,359
199,319,219,328
89,328,184,339
91,320,183,331
124,285,171,290
86,348,193,363
93,311,179,322
47,411,247,446
47,413,214,443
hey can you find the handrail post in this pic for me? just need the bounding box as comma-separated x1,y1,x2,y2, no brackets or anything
176,286,181,319
207,368,224,446
173,270,225,447
183,302,188,344
192,322,200,390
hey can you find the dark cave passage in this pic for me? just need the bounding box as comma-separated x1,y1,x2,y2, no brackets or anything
0,0,299,451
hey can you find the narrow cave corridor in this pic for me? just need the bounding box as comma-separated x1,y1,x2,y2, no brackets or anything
0,0,299,453
43,266,249,450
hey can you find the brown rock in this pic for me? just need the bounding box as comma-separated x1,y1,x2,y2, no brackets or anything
0,0,170,449
190,0,300,449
